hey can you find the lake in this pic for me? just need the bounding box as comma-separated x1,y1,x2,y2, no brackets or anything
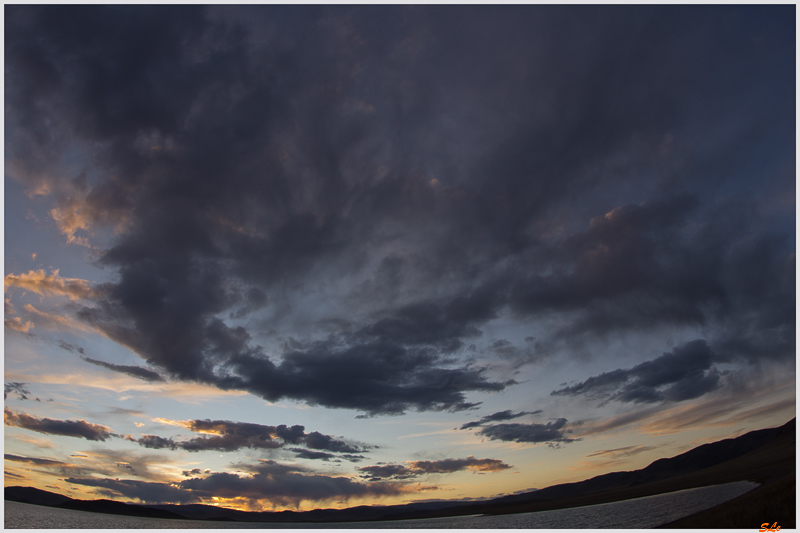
5,480,758,529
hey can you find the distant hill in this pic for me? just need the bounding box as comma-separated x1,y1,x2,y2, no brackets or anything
4,488,186,520
3,486,71,507
144,500,477,523
486,417,795,508
5,418,794,524
57,498,187,520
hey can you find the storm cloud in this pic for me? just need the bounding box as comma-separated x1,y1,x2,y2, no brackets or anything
4,5,794,419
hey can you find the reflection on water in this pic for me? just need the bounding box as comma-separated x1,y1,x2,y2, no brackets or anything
5,480,758,529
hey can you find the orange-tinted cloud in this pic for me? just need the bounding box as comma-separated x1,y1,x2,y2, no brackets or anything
22,304,96,333
4,298,34,332
4,269,100,300
5,316,34,333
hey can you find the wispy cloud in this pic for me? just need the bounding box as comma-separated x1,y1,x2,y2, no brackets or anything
585,445,659,459
81,357,166,383
459,410,541,430
21,304,97,334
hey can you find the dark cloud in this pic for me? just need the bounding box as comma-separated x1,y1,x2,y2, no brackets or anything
57,341,85,354
136,435,177,450
474,418,576,445
182,420,368,453
407,457,512,474
70,459,411,507
484,339,544,367
66,477,198,504
182,468,408,509
302,432,364,454
358,456,512,480
551,339,724,404
81,356,166,383
74,281,510,415
5,5,793,415
512,192,792,362
3,381,48,403
459,409,539,430
4,454,67,467
287,448,336,461
133,419,371,457
180,433,282,453
182,468,210,477
508,195,702,318
4,382,33,401
339,454,368,463
231,287,269,319
357,464,417,481
4,409,114,441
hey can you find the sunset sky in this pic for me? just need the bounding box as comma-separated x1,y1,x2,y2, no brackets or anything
4,5,795,513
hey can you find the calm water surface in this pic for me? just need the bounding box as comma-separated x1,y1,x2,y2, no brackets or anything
5,480,758,529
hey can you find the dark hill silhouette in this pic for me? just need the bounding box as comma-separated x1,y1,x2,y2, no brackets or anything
143,500,478,523
57,498,187,520
4,488,185,520
5,418,794,524
485,417,795,509
3,486,71,507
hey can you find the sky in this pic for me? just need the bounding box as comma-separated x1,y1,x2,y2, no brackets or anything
3,5,796,513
